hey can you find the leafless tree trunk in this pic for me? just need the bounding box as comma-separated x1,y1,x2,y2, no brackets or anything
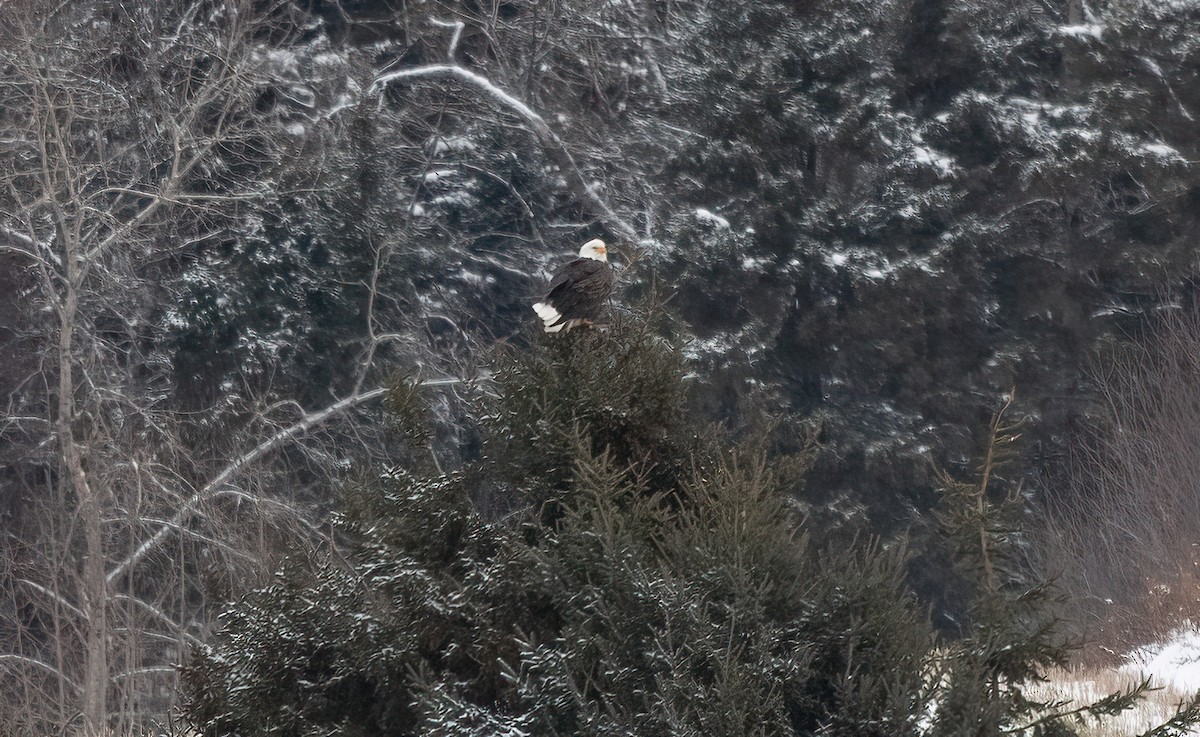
0,2,330,733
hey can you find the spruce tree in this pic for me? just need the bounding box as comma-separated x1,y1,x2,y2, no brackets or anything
183,316,1200,737
182,310,934,736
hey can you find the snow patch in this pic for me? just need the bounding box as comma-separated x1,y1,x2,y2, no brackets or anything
324,92,357,119
683,329,763,363
694,208,731,229
423,169,457,184
911,144,955,174
258,48,302,75
432,136,477,154
909,130,956,176
1142,142,1186,161
684,335,733,359
1121,624,1200,693
430,191,475,208
311,51,348,68
1058,23,1104,40
823,245,947,280
282,85,316,108
456,270,495,286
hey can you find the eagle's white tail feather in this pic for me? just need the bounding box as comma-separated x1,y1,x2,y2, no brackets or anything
533,302,565,332
532,302,559,321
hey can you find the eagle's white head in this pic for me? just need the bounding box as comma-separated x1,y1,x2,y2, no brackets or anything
578,238,608,262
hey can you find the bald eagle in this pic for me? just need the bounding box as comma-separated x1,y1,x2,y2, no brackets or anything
532,239,613,333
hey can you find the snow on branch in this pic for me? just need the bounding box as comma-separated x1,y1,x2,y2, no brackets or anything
108,378,471,583
369,64,543,136
0,654,80,692
107,386,388,584
369,64,638,243
111,594,204,647
16,578,84,618
429,18,465,62
0,225,48,265
0,224,35,248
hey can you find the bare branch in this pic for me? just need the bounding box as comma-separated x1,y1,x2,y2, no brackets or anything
16,579,84,619
210,488,327,537
110,595,203,647
0,654,80,693
111,666,178,681
370,64,638,243
120,518,259,564
109,377,479,582
106,387,388,583
0,1,317,727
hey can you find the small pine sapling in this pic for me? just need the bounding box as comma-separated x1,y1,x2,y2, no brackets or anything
930,393,1200,736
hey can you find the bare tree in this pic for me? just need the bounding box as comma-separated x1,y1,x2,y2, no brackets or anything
1036,306,1200,644
0,1,341,732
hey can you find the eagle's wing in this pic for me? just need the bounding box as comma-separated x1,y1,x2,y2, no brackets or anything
544,258,586,300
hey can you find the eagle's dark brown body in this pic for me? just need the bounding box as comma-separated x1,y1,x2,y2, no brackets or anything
533,240,613,333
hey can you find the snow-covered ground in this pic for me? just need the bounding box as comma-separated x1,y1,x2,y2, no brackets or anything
1037,625,1200,736
1123,627,1200,695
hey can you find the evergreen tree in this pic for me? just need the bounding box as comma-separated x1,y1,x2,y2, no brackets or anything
182,311,934,736
182,318,1200,736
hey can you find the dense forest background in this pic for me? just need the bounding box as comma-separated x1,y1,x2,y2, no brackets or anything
4,0,1200,733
